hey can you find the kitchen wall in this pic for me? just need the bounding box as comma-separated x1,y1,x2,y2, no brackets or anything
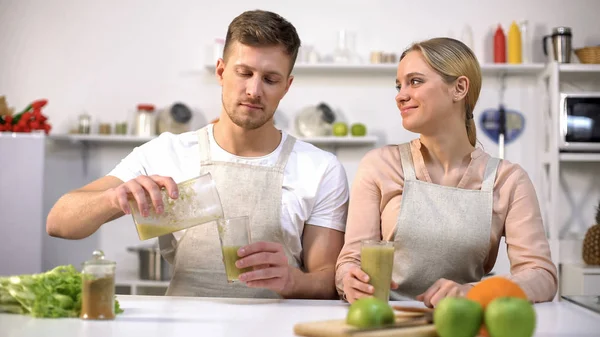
1,0,600,280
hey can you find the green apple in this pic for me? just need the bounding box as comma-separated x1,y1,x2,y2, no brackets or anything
351,123,367,136
332,122,349,137
434,297,483,337
346,297,395,328
485,297,536,337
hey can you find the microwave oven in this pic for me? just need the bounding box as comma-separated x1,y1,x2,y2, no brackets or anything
559,92,600,152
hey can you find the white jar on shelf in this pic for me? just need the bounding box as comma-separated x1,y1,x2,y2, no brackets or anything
134,104,156,137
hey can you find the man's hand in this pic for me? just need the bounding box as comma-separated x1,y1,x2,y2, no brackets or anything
107,175,178,216
416,278,473,308
236,241,293,294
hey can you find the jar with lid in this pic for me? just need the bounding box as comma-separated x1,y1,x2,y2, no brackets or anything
135,104,156,137
78,113,91,134
80,250,116,320
157,103,192,134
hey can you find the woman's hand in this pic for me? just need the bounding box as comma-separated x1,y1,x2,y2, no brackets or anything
342,265,398,303
416,278,473,308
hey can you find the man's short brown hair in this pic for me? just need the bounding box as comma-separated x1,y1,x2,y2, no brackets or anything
223,10,301,73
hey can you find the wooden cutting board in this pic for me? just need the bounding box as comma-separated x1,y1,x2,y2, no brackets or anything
293,310,438,337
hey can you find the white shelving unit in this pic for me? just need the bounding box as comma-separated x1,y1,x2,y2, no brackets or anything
201,62,545,76
559,153,600,162
49,133,378,147
558,63,600,73
49,134,155,144
537,62,600,295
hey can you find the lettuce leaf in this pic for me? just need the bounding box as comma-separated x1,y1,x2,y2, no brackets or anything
0,265,124,318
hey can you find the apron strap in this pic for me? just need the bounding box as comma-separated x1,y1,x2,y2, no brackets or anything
481,157,500,192
274,134,296,170
197,126,211,163
399,143,416,181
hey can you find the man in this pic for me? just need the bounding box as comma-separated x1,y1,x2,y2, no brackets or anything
46,9,349,299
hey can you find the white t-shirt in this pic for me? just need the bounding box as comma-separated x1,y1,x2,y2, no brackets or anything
107,124,349,265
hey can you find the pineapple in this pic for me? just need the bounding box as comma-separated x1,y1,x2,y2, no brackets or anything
582,200,600,265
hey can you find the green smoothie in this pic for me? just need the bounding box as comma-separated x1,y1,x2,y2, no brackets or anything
136,224,179,241
221,245,252,282
361,244,395,301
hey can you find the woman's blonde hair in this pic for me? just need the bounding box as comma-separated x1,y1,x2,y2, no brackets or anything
400,38,482,147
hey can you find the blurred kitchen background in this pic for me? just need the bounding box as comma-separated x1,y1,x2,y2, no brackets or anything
1,0,600,297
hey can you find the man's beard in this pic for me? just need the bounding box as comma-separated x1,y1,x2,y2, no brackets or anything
222,96,274,130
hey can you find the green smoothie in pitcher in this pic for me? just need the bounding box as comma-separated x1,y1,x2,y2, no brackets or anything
222,245,252,282
361,241,395,301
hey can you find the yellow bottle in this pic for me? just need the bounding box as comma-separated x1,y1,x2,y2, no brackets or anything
508,21,522,64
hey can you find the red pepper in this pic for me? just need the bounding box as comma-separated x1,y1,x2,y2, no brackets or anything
31,99,48,110
13,99,49,123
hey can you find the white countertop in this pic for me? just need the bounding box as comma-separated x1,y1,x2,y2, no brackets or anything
1,295,599,337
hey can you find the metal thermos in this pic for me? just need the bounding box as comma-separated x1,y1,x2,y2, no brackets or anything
543,27,572,63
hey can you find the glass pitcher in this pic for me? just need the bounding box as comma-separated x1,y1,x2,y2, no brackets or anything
80,250,116,320
129,172,224,240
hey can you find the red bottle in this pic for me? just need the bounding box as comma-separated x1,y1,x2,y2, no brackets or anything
494,25,506,63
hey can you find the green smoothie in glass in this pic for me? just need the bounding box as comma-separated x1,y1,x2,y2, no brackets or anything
361,240,395,301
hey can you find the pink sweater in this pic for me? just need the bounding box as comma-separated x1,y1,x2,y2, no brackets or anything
336,139,558,302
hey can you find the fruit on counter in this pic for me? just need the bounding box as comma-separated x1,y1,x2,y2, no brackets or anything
346,297,395,328
433,297,483,337
466,277,528,337
466,277,527,309
0,265,124,318
332,122,349,137
485,297,536,337
351,123,367,136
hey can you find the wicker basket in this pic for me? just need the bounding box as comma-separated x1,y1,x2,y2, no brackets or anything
575,46,600,64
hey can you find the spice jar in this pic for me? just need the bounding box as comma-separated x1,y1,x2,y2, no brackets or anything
115,122,128,135
134,104,156,137
99,123,111,135
78,113,91,134
80,250,116,320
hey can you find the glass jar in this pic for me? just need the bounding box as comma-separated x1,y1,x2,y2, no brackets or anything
80,250,116,320
135,104,156,137
78,113,91,134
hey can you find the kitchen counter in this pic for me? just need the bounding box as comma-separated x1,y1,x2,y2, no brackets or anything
1,295,599,337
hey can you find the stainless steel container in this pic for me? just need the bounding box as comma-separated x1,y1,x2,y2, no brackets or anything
127,246,172,281
543,27,573,63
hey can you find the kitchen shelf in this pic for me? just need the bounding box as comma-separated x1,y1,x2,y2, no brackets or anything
49,133,378,147
541,152,600,163
479,63,545,75
49,134,155,145
559,152,600,162
559,64,600,74
297,135,378,146
201,63,546,76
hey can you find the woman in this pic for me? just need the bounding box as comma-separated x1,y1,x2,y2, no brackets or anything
335,37,558,307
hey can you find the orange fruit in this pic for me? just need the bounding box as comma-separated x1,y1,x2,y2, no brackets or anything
466,277,527,309
466,277,528,337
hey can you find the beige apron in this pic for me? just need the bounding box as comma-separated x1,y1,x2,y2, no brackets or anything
161,126,299,298
391,142,499,299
